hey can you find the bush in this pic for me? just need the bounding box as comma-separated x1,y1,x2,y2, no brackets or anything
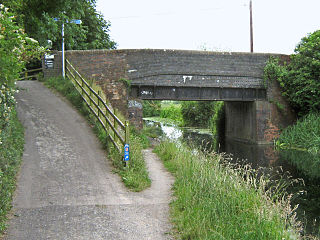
160,104,183,124
264,30,320,116
0,108,24,233
181,101,215,127
142,100,161,117
0,4,44,87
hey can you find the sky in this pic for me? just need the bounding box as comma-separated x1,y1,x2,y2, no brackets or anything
96,0,320,54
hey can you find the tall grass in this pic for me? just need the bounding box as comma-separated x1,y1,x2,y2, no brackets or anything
277,113,320,154
43,77,151,191
109,131,151,191
154,141,301,239
0,109,24,233
276,113,320,179
160,104,183,125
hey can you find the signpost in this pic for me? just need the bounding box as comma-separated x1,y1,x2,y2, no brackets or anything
53,18,82,78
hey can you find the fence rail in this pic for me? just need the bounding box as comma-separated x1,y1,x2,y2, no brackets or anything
18,68,43,81
65,59,129,156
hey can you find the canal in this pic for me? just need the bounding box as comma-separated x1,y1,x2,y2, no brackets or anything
144,118,320,238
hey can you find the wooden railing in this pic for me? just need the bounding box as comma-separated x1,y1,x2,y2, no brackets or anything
65,59,129,156
19,68,43,81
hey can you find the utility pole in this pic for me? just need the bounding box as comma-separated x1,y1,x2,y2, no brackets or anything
250,0,253,52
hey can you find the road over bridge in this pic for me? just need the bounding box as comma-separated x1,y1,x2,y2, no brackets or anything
43,49,295,144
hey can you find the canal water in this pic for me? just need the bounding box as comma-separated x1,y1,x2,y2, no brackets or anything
144,119,320,237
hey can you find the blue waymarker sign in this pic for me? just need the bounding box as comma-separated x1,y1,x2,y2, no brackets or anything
124,144,129,161
69,19,82,24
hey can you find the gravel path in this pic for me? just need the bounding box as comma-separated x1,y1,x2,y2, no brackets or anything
4,81,174,240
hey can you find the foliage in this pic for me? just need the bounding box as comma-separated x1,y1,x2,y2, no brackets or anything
160,104,183,125
276,112,320,178
181,101,215,127
142,123,163,139
0,85,17,136
154,141,300,240
264,30,320,115
0,4,44,86
109,130,151,192
0,5,42,233
142,100,161,118
263,56,288,89
277,112,320,153
5,0,116,50
209,101,225,150
0,109,24,234
43,76,151,192
118,78,131,89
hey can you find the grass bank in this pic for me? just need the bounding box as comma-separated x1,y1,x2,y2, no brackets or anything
0,109,24,233
154,141,300,239
276,112,320,179
42,77,150,192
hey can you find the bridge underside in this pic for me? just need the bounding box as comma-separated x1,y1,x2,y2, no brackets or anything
130,86,266,101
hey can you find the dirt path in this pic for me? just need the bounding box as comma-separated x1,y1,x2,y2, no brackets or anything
4,81,174,240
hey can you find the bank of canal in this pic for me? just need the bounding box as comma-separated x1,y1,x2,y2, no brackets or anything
144,117,320,238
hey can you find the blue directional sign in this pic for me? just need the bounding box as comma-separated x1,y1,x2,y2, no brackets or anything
69,19,82,24
124,144,129,161
53,18,82,25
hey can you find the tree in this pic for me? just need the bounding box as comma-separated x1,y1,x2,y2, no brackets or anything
181,101,216,127
1,0,116,50
0,4,44,86
264,30,320,115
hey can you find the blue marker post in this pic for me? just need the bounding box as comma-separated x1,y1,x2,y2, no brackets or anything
124,143,129,167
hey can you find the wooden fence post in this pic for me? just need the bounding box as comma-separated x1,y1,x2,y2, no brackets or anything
89,80,92,107
98,90,100,118
113,108,116,141
81,77,84,96
125,120,130,145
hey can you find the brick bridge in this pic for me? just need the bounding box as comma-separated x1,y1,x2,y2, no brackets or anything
43,49,295,144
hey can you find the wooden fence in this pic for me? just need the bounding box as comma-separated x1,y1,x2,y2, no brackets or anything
65,59,129,156
19,68,43,81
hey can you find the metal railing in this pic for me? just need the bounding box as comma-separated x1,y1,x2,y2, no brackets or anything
65,59,129,156
19,68,43,81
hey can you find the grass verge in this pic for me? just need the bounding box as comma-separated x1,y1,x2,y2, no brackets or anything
42,77,151,192
276,112,320,154
154,140,300,239
0,109,24,234
276,112,320,179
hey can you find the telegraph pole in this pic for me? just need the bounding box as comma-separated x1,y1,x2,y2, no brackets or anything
250,0,253,52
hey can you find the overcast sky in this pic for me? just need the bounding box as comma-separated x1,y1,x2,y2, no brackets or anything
96,0,320,54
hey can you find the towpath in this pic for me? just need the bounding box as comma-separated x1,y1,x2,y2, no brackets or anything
4,81,174,240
